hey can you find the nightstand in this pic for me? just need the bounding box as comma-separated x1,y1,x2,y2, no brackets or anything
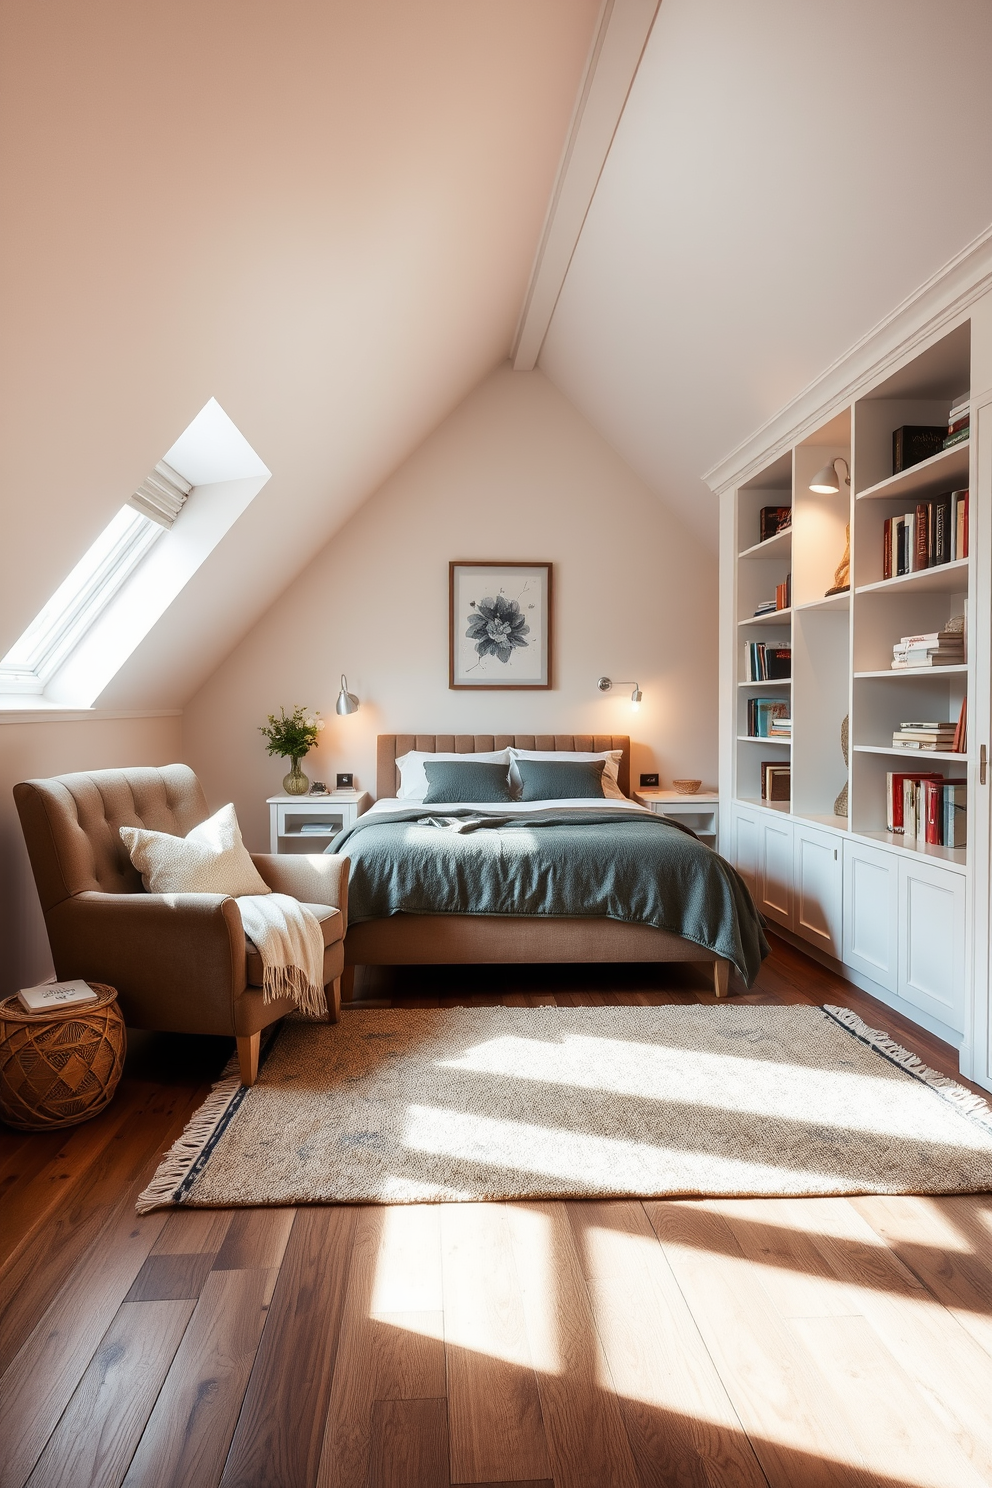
634,790,719,845
267,791,371,854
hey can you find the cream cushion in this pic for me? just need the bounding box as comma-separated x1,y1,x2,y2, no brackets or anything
120,802,272,897
508,748,627,801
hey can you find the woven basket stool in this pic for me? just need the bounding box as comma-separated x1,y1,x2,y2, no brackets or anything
0,983,125,1130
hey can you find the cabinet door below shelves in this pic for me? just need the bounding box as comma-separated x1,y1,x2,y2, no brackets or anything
731,806,760,899
898,858,966,1033
842,841,898,994
759,816,793,929
793,825,842,956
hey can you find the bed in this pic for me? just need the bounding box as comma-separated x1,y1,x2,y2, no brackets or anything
334,734,766,1000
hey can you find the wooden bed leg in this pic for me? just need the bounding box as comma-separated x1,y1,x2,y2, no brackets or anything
237,1032,260,1087
712,959,730,998
341,964,356,1004
326,976,342,1024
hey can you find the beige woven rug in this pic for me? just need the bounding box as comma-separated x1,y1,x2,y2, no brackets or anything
138,1004,992,1212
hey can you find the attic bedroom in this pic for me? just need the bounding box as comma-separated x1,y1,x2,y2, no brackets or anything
3,3,992,1486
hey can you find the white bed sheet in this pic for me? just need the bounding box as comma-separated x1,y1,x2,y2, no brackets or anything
364,796,649,817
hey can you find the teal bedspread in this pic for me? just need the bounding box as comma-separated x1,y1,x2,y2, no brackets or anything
327,806,767,986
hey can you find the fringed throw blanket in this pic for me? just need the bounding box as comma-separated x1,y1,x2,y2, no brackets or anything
237,893,325,1017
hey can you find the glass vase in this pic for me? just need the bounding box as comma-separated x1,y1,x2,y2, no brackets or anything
282,758,310,795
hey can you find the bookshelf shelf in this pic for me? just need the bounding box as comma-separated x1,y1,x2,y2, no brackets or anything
853,745,968,763
855,558,969,597
855,440,970,503
854,665,968,679
858,830,967,870
737,735,791,746
736,796,791,814
738,528,792,560
794,591,850,613
738,678,791,687
738,608,791,627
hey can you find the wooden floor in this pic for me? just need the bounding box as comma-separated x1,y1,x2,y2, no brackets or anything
3,933,992,1488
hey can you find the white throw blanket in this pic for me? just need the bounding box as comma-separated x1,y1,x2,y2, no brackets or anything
237,893,325,1018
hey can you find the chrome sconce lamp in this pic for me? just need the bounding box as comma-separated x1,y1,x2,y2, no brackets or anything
335,674,360,715
809,456,850,494
597,676,642,712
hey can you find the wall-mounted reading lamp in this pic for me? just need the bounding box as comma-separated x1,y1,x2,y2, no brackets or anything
809,456,851,494
335,674,360,715
597,676,642,712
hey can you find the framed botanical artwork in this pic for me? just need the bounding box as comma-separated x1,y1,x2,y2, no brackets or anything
449,561,553,689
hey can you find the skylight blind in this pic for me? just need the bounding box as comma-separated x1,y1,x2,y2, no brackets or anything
128,461,192,528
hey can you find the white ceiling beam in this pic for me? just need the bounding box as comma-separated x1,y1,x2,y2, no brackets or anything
511,0,660,371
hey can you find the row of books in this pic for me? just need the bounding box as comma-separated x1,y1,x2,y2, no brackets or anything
882,490,968,577
891,401,969,474
747,698,790,738
890,700,967,754
760,761,790,801
890,625,965,670
886,772,967,847
744,642,791,681
753,572,791,616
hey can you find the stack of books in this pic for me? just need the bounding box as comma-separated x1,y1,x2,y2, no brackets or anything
882,490,968,577
760,761,791,801
887,772,967,847
891,627,965,669
944,393,970,450
744,642,791,681
891,720,957,751
752,599,778,617
746,698,791,738
759,505,792,542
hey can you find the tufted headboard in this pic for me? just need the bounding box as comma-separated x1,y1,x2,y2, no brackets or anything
376,735,630,800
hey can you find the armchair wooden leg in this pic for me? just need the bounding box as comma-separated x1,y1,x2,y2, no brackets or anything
237,1032,260,1087
326,976,342,1024
341,964,356,1004
712,959,730,998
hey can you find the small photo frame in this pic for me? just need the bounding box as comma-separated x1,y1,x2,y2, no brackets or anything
449,561,553,689
335,772,354,790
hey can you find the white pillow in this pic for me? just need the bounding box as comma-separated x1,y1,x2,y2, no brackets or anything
507,748,627,801
120,803,271,897
394,749,511,801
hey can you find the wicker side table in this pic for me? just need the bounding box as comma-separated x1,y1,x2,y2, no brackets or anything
0,982,125,1130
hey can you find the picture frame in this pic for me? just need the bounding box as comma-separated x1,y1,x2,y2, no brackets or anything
449,561,553,689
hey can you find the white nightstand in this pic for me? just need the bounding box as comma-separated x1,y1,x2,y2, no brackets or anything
267,791,370,854
634,790,719,845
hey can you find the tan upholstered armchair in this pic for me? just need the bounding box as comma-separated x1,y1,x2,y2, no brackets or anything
13,764,349,1086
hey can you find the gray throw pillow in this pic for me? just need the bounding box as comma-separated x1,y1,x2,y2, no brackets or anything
516,758,606,801
422,760,514,804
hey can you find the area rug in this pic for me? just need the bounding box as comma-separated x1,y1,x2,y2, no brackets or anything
137,1004,992,1211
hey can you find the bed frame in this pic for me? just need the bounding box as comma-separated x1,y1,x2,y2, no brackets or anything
340,734,731,998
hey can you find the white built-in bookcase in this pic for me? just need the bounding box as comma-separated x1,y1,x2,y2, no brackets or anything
712,256,992,1092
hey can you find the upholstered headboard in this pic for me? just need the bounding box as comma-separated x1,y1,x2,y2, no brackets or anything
376,735,630,799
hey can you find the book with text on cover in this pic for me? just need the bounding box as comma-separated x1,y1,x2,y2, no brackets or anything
17,978,98,1014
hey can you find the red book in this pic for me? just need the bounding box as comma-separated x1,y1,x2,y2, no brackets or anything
924,779,944,844
888,771,943,831
883,518,892,579
915,502,930,570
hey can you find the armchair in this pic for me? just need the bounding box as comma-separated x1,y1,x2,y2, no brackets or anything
13,764,349,1086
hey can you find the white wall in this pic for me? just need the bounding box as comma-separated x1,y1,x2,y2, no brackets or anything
0,713,183,996
184,365,718,850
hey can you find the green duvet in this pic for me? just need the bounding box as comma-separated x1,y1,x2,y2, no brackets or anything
327,805,767,985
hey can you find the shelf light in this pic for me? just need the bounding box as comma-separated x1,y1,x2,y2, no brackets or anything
810,456,851,494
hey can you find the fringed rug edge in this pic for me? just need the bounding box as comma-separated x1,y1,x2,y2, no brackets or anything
823,1003,992,1136
136,1048,246,1213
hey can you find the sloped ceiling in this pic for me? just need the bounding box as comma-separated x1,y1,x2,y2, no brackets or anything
539,0,992,546
0,0,599,708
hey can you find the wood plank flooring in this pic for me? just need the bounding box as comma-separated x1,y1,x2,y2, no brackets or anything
3,933,992,1488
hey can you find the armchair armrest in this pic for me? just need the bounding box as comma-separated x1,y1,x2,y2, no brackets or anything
46,891,248,1036
251,854,349,932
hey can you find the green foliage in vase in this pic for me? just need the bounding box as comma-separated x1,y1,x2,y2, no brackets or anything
259,705,324,761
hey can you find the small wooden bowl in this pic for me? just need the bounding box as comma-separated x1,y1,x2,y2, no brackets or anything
672,779,702,795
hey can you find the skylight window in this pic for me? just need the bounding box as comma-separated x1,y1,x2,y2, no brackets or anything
0,462,191,695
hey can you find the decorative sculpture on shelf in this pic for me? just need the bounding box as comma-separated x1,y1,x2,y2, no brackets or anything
833,713,849,818
825,524,850,597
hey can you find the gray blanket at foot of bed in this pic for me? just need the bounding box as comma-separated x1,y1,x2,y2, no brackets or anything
328,806,768,986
